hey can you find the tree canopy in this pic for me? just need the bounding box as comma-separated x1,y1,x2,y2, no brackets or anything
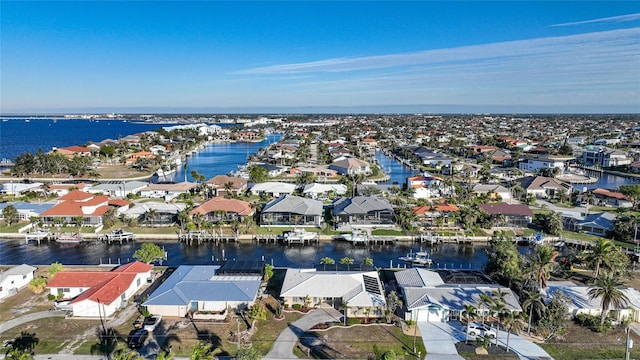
133,243,167,264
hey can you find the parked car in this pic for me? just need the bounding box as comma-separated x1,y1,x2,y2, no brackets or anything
143,315,162,331
467,323,496,338
127,329,149,349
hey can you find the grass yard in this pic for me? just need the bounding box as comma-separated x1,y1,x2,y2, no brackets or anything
371,229,405,236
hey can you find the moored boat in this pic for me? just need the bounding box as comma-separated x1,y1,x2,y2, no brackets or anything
340,229,369,244
399,250,433,266
56,233,84,244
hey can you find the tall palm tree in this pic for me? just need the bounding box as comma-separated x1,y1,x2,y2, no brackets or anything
478,292,493,325
588,271,630,326
521,289,546,335
189,341,220,360
503,312,525,353
340,300,350,325
527,245,559,291
320,257,335,271
462,304,478,344
490,301,508,346
586,239,614,278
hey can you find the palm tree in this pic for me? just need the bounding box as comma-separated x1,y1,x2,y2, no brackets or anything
490,301,508,346
503,312,525,353
189,342,221,360
340,257,354,271
478,292,493,325
585,239,614,278
320,257,335,271
340,300,350,325
73,215,85,233
462,304,478,344
111,350,143,360
145,209,158,227
527,245,559,291
521,289,546,335
588,271,630,326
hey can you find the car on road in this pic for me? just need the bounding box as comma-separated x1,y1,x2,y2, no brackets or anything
143,314,162,331
467,323,496,338
127,329,149,349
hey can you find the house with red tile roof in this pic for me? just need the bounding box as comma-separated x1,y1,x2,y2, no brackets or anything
47,261,152,317
413,203,459,227
53,146,93,157
125,151,156,165
190,197,254,223
40,190,121,227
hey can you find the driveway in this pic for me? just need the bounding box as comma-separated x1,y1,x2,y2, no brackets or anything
264,308,342,359
495,331,553,360
417,321,465,360
0,310,66,334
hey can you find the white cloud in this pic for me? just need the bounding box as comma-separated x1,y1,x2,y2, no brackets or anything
550,13,640,27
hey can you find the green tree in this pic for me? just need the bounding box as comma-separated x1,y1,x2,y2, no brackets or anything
385,291,402,323
478,292,493,325
73,215,85,233
111,350,143,360
263,264,273,281
28,277,47,294
462,304,478,344
133,243,166,264
521,289,546,335
320,257,335,271
2,205,20,226
340,256,354,271
484,236,524,288
362,257,374,267
527,245,559,291
503,312,525,353
189,341,220,360
585,239,614,278
537,291,569,341
588,271,630,326
619,184,640,209
236,347,261,360
248,165,268,183
48,262,64,279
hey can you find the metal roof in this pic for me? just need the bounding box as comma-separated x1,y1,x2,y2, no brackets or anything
262,195,323,215
332,196,393,215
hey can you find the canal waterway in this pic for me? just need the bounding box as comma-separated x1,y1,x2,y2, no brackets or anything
0,238,510,270
375,151,420,185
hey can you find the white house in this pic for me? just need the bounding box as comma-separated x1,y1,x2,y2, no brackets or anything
143,265,261,318
250,182,297,197
46,261,152,317
0,182,44,196
0,264,37,299
518,156,569,174
330,157,371,176
302,183,347,199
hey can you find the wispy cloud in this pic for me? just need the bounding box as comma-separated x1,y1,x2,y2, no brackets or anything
235,28,639,75
550,13,640,27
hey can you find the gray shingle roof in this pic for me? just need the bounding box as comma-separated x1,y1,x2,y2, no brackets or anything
332,196,393,216
262,195,323,216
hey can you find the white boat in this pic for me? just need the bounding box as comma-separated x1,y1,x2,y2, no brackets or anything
105,228,135,241
283,228,317,243
56,234,84,244
156,167,177,177
341,229,369,244
399,250,433,266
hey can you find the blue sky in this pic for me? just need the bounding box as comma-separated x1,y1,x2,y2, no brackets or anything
1,1,639,114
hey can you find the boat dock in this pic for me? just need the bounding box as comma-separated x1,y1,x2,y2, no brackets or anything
25,230,55,244
178,230,238,245
97,229,136,244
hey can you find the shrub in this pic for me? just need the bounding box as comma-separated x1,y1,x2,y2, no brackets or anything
574,313,611,332
292,304,302,311
47,294,56,301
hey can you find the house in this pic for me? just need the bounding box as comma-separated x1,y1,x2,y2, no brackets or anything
40,190,112,227
87,181,149,198
125,151,156,165
576,212,616,236
330,157,371,175
395,268,522,322
582,146,631,167
250,182,297,197
478,203,533,227
630,161,640,174
547,281,640,322
0,264,37,299
406,176,444,199
280,268,385,318
414,150,454,168
143,265,262,318
122,202,187,226
332,196,395,228
190,197,254,222
47,183,90,197
53,146,93,157
302,183,347,200
582,188,633,208
290,166,338,178
261,195,323,227
472,184,511,201
515,176,573,199
205,175,248,198
46,261,152,317
518,155,569,174
442,163,480,178
255,163,286,177
0,182,44,196
413,203,460,227
0,202,56,222
139,182,198,201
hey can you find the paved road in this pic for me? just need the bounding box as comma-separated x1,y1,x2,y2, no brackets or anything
264,308,342,360
0,310,66,334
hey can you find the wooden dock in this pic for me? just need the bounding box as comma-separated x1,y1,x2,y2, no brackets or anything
178,230,237,245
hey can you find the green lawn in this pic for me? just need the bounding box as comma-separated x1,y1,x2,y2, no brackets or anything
371,229,405,236
0,221,28,233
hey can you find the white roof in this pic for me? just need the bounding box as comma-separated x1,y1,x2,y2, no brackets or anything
395,268,445,287
281,269,386,307
547,282,640,311
250,182,296,194
123,202,186,217
0,264,36,284
303,183,347,195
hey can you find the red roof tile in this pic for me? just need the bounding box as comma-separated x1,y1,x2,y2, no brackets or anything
58,190,94,201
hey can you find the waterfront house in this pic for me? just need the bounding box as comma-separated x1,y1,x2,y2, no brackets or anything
442,163,480,178
87,181,149,198
546,281,640,322
330,157,371,175
40,190,113,227
579,188,633,208
395,268,522,322
332,196,395,228
0,264,37,300
47,182,90,197
139,182,198,201
406,175,444,199
0,182,44,196
250,182,296,197
190,197,254,222
576,212,616,236
0,202,56,222
412,203,459,227
280,268,385,319
143,265,262,318
515,176,573,199
46,261,152,317
582,146,631,167
289,166,338,178
261,195,323,227
478,203,533,227
205,175,248,198
255,163,287,177
53,145,93,158
123,202,187,227
124,151,156,165
302,183,347,200
518,155,570,174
